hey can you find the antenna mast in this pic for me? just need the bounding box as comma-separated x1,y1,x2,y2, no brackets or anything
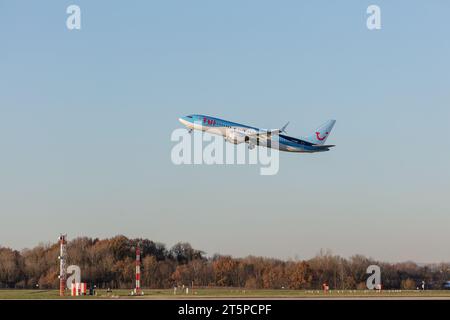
58,234,67,296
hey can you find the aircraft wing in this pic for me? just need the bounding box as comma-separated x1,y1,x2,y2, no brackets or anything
245,122,289,138
245,129,283,137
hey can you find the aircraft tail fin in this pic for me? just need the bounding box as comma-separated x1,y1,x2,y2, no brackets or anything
303,120,336,145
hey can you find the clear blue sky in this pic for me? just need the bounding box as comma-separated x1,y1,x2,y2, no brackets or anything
1,1,449,262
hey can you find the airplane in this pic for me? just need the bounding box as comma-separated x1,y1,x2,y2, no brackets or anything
178,115,336,153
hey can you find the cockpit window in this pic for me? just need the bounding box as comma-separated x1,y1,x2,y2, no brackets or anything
186,115,193,119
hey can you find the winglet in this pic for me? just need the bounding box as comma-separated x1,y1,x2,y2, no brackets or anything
281,122,289,133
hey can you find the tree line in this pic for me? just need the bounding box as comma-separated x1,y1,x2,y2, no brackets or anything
0,235,449,290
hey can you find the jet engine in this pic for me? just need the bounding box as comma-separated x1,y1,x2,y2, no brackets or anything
225,130,249,144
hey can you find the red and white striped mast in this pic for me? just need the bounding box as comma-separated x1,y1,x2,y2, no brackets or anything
135,244,142,295
58,234,67,296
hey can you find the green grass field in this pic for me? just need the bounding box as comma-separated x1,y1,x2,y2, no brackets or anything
1,288,450,299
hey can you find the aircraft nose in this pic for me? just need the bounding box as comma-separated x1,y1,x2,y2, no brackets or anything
179,117,189,126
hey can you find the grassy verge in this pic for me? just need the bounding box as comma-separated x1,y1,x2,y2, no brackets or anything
1,289,450,299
